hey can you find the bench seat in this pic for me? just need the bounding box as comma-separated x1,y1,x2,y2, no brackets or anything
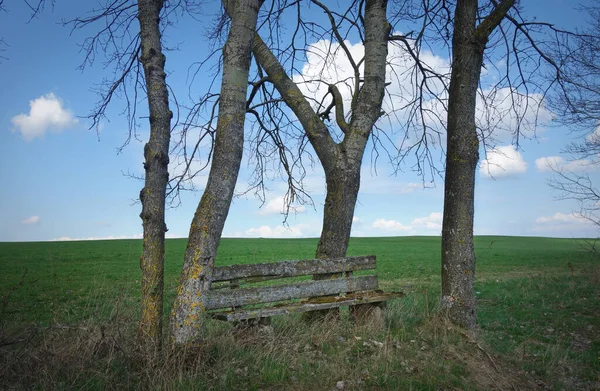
205,255,403,324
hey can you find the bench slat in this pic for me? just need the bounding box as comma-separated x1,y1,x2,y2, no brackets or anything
204,275,378,310
212,255,376,282
208,291,404,321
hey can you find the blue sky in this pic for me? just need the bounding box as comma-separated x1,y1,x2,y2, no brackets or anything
1,1,598,242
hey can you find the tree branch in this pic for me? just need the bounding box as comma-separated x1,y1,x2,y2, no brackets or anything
475,0,515,43
252,31,337,168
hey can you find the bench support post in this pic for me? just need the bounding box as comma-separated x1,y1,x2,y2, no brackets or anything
350,301,386,329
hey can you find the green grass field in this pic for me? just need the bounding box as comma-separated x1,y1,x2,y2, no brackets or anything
1,236,598,390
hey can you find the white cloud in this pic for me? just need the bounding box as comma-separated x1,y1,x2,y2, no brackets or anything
362,178,429,195
11,93,78,141
259,196,306,216
21,215,40,225
535,156,595,173
535,156,562,172
401,182,426,193
371,218,411,232
411,212,442,230
293,39,366,118
480,145,527,178
244,223,314,238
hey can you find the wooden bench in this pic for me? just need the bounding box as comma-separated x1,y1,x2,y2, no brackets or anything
203,255,403,326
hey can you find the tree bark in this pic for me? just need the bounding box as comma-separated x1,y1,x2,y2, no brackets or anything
441,0,514,331
169,0,263,346
137,0,172,354
316,166,360,258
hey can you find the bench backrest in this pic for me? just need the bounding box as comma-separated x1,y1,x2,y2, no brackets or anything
205,255,379,311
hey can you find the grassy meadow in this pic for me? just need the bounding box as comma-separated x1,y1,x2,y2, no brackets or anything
1,236,598,390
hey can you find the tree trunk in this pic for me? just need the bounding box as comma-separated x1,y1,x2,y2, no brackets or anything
315,0,389,260
308,161,361,319
169,0,263,346
137,0,172,354
441,0,514,331
316,165,360,258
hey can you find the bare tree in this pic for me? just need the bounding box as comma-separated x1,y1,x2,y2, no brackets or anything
382,0,595,332
548,5,600,132
252,0,390,263
440,0,515,332
546,5,600,243
63,0,194,354
64,0,265,348
169,0,264,346
136,0,172,354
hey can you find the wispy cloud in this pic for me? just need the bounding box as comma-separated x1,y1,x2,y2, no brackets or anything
52,234,143,241
371,218,411,232
411,212,442,231
535,212,589,225
21,215,40,225
259,196,306,216
535,156,596,173
241,223,318,238
532,212,596,237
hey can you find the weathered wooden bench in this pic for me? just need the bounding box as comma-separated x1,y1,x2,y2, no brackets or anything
204,255,403,326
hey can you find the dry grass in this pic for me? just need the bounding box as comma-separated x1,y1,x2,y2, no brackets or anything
0,293,545,391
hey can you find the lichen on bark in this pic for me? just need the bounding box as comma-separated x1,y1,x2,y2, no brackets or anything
136,0,172,354
169,0,264,346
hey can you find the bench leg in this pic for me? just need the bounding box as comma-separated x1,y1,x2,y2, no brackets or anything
350,302,386,329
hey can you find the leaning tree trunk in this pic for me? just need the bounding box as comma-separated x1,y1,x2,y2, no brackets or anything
169,0,263,346
441,0,514,331
137,0,172,354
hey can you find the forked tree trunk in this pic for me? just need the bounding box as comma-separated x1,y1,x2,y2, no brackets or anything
316,0,389,260
169,0,263,346
254,0,389,262
137,0,172,353
253,0,389,321
441,0,514,331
